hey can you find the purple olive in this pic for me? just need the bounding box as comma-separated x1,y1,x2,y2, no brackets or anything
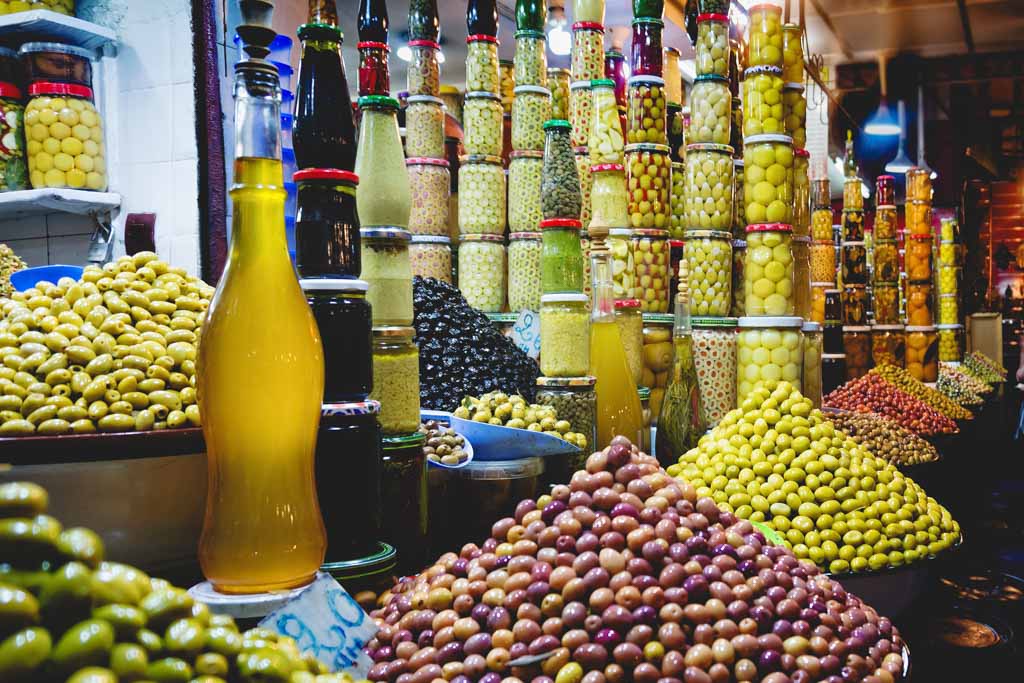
632,605,657,626
542,500,568,524
760,648,782,672
595,628,622,647
479,673,502,683
682,575,709,600
611,503,640,519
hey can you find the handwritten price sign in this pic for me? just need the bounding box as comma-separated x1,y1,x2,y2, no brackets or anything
510,309,541,359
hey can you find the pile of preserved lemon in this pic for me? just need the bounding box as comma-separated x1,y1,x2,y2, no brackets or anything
0,253,213,436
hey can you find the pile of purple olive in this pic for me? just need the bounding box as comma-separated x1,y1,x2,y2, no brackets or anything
365,437,907,683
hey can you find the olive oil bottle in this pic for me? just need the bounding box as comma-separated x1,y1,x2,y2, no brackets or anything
197,60,327,594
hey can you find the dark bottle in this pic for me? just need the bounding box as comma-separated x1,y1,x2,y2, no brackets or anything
685,0,699,45
302,280,373,402
294,168,361,278
308,0,339,26
467,0,498,36
408,0,440,42
515,0,546,32
293,23,357,171
358,0,388,43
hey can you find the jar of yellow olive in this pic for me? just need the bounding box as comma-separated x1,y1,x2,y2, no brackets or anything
26,81,107,191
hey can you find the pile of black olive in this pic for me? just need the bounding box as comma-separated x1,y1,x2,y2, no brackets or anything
413,277,540,412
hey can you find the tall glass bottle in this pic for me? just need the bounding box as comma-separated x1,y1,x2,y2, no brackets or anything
309,0,339,26
655,261,705,466
293,21,357,171
197,60,327,594
358,0,388,42
843,129,857,178
409,0,440,42
468,0,498,35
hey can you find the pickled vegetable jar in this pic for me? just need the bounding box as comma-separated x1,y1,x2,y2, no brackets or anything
684,143,734,230
742,66,784,137
540,293,591,376
666,103,684,161
940,216,957,242
810,281,830,324
541,217,585,293
641,313,673,419
731,159,746,239
684,229,732,316
631,18,664,77
731,240,746,317
875,205,897,240
508,231,543,311
535,376,597,458
20,41,92,87
361,228,414,325
514,30,548,87
695,14,730,78
409,235,452,283
380,432,428,568
664,46,682,104
458,233,506,311
843,177,863,210
626,75,667,145
743,134,794,223
508,150,544,233
26,82,106,191
876,174,895,206
609,227,636,299
407,40,441,97
793,236,811,319
744,223,794,316
811,178,831,209
871,325,906,368
936,324,963,362
809,241,835,282
405,95,445,159
670,161,686,239
905,325,938,381
511,85,552,152
907,200,932,236
590,79,625,163
802,321,822,407
569,80,593,148
841,284,868,326
440,85,462,125
605,49,628,106
590,162,629,229
576,147,593,229
370,326,421,434
466,35,500,93
907,282,933,326
625,143,671,229
463,91,503,157
747,3,783,68
0,84,27,192
499,59,515,112
690,74,731,144
691,317,736,425
842,326,871,380
782,23,804,83
541,120,582,220
873,239,899,283
906,234,933,283
782,84,806,148
841,241,867,285
614,299,644,385
938,293,958,325
631,228,671,312
842,208,864,241
736,316,803,401
356,96,410,227
873,282,900,325
939,241,958,268
407,157,450,236
358,41,390,97
906,167,932,201
810,207,833,242
792,147,810,236
549,67,571,120
938,264,958,296
458,154,506,234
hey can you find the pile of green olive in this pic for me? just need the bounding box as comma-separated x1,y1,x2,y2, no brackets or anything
0,252,214,436
0,244,26,298
453,391,588,449
0,481,370,682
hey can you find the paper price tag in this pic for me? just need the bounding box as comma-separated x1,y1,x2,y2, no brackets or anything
511,309,542,359
260,573,378,677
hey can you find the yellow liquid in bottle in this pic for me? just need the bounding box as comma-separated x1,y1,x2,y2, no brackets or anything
590,319,643,450
197,157,327,594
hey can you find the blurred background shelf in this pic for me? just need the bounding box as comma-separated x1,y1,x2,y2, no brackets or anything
0,9,117,54
0,188,120,220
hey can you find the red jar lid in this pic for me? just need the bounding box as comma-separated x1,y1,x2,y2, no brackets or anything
572,21,604,32
748,3,783,13
293,168,359,183
746,223,794,233
29,81,92,98
357,41,389,51
466,34,499,44
590,163,624,173
539,218,583,230
407,39,440,49
794,148,810,158
907,233,934,241
614,299,642,310
0,82,21,99
406,157,450,168
697,13,729,22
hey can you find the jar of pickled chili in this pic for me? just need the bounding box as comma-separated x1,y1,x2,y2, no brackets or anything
871,325,905,368
842,326,871,380
841,284,868,326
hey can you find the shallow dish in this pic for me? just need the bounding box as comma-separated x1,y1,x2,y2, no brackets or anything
420,410,475,470
450,412,582,461
10,264,84,291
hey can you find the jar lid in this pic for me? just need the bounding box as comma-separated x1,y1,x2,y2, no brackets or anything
642,313,674,325
697,13,729,22
298,22,344,40
605,49,623,57
811,281,835,287
633,229,669,238
844,326,872,332
407,94,445,106
459,154,504,165
810,239,834,247
783,82,805,93
748,3,783,13
794,148,810,158
671,161,685,170
905,325,937,332
466,90,502,101
843,283,867,290
733,159,745,167
938,292,957,298
513,84,551,96
667,101,682,111
590,78,615,88
460,456,545,479
906,198,931,205
841,208,864,216
322,400,381,417
591,163,624,173
382,432,427,449
609,228,633,237
406,157,450,168
793,235,811,245
461,233,506,243
572,21,604,31
499,58,515,65
631,18,665,27
358,94,400,110
29,82,93,99
737,316,804,328
744,65,783,78
746,223,793,233
670,240,684,248
510,150,544,160
570,80,592,91
510,231,542,239
360,227,411,240
939,240,956,245
411,235,452,244
872,325,906,331
873,237,898,245
299,278,369,292
373,325,417,339
321,541,397,579
743,133,794,145
842,241,866,247
684,230,732,240
733,239,747,248
20,41,96,60
624,143,672,154
686,143,734,155
627,75,666,87
637,386,651,401
466,34,499,44
536,376,597,387
294,168,359,183
541,292,589,305
935,324,963,330
514,29,545,39
543,119,571,130
907,233,934,242
548,67,571,75
0,82,21,99
540,218,582,230
357,41,389,51
693,316,739,328
614,298,642,310
693,74,729,85
801,321,822,333
874,281,899,288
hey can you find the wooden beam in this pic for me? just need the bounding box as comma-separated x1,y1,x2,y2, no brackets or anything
956,0,975,54
806,0,854,61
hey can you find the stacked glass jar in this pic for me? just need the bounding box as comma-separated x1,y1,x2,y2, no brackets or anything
809,178,835,324
937,216,961,343
901,167,937,379
867,174,903,368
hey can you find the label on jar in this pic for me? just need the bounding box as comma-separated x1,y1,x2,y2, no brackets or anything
511,308,543,359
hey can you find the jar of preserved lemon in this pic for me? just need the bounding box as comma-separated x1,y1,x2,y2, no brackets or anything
905,325,937,382
907,282,933,326
905,234,933,283
936,324,963,363
26,81,106,191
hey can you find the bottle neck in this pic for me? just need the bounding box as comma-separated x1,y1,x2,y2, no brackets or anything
309,0,339,26
234,63,282,163
358,0,388,40
590,248,615,322
673,293,691,337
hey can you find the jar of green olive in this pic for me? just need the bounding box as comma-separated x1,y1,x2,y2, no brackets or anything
369,326,421,435
535,376,597,470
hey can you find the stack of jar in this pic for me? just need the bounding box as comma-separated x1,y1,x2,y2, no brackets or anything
837,175,870,379
902,167,938,381
569,1,606,229
866,174,905,373
936,216,963,361
809,179,835,324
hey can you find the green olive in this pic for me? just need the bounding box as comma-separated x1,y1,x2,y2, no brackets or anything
0,627,51,680
109,642,149,679
165,617,205,658
91,562,151,606
0,584,39,639
237,648,292,682
145,656,193,682
0,483,47,518
140,588,194,631
67,666,119,683
51,619,115,675
93,604,146,638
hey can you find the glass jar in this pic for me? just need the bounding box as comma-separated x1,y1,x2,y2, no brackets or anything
872,174,894,207
690,74,731,144
626,75,667,146
540,218,585,293
356,96,410,227
512,85,552,151
873,239,899,283
405,95,446,159
614,299,644,386
0,85,25,191
666,103,684,161
508,151,544,233
633,0,665,18
535,377,597,464
458,233,506,311
540,293,591,376
873,204,896,240
576,147,593,229
407,157,450,237
20,42,92,87
736,316,803,401
632,228,671,312
456,458,545,543
907,282,933,326
743,134,794,224
782,84,806,149
939,241,958,268
670,161,686,239
609,227,636,299
695,14,730,78
906,234,933,283
294,168,361,279
370,326,421,434
782,23,804,83
938,293,959,325
793,236,811,319
732,159,746,239
541,120,582,220
841,208,864,241
938,265,958,297
499,59,515,112
791,148,810,236
549,67,571,120
692,316,737,426
569,80,594,148
514,30,548,87
664,46,682,105
458,154,506,234
581,231,593,302
801,321,822,406
810,281,830,324
729,96,742,153
361,228,414,325
605,49,627,106
625,143,671,229
940,216,957,242
571,23,606,82
841,284,868,326
747,3,783,68
440,85,462,125
871,325,906,368
409,235,452,283
407,40,441,97
731,240,746,317
873,282,900,325
742,66,784,137
357,41,390,97
302,280,373,402
684,230,733,316
906,167,932,201
809,241,835,282
590,162,629,229
463,91,503,157
840,241,867,284
905,326,938,382
631,18,664,77
821,353,846,396
936,324,964,363
574,0,605,24
466,36,500,93
26,82,107,191
842,326,871,380
590,79,625,164
380,432,428,570
843,177,863,210
508,231,543,311
642,313,674,420
637,386,652,454
744,223,794,316
811,207,833,241
906,200,932,236
684,143,734,230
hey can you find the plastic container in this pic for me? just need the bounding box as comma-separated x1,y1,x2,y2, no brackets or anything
614,299,644,386
625,143,671,229
512,85,552,151
409,235,452,283
736,316,803,401
742,66,784,137
609,228,636,299
590,162,629,229
747,3,783,68
692,316,737,426
549,67,571,120
26,82,107,191
569,80,593,148
873,282,900,325
938,293,959,325
641,313,674,420
625,75,667,146
792,148,810,236
20,42,93,87
458,233,506,312
540,293,591,376
572,23,606,83
843,177,863,210
810,281,830,324
906,200,932,236
630,18,664,77
590,79,624,164
873,239,899,283
670,160,686,239
731,240,746,317
936,324,964,363
508,150,544,233
871,325,906,368
744,223,794,316
458,154,506,235
684,143,734,230
793,236,811,319
361,228,414,326
905,325,938,382
802,321,822,406
407,40,441,97
463,91,503,157
782,83,806,148
841,284,868,326
535,377,597,467
907,281,933,326
743,134,794,224
684,230,732,316
370,326,421,434
842,326,871,380
507,231,543,312
380,432,428,568
540,217,585,293
631,228,671,313
906,233,933,283
514,30,548,87
689,74,731,144
695,14,730,78
906,167,932,201
841,241,867,284
407,157,450,236
456,457,545,542
466,35,500,93
809,240,835,282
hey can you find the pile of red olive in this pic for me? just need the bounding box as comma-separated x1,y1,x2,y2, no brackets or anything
825,373,957,436
366,437,907,683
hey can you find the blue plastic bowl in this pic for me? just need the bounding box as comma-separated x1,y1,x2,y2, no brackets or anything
10,265,84,292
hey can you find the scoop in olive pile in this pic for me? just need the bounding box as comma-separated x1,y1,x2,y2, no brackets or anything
454,391,588,449
0,481,371,682
0,252,214,436
367,435,909,683
421,420,470,465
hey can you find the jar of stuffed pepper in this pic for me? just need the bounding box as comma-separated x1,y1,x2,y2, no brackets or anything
609,227,635,299
575,147,594,229
631,18,664,77
938,293,959,325
535,377,597,462
690,74,731,144
409,235,452,283
905,326,938,382
632,229,671,313
508,150,544,233
458,233,506,312
841,284,868,326
746,3,783,68
626,75,667,145
590,163,629,230
684,143,734,231
744,223,794,316
792,236,811,319
463,91,504,157
695,13,730,78
572,22,606,82
736,316,804,400
0,82,26,192
905,233,933,283
742,66,784,137
841,241,867,284
541,218,585,294
692,316,737,426
508,232,543,312
458,154,506,235
906,200,932,236
466,35,500,93
842,326,871,380
581,230,593,302
906,167,932,201
782,84,806,149
514,30,548,87
792,147,810,236
540,293,591,377
871,325,905,368
569,80,593,148
407,40,441,97
936,324,964,363
26,81,107,191
873,239,899,283
801,321,822,407
907,282,933,326
625,143,671,229
407,157,451,236
743,134,794,224
512,85,552,151
872,282,900,325
810,281,830,324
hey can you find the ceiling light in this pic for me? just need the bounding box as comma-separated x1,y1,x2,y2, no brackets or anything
549,25,571,55
884,101,914,173
437,50,445,64
397,45,411,62
865,55,901,136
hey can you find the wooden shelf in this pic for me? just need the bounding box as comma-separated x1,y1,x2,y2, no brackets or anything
0,10,116,55
0,187,119,220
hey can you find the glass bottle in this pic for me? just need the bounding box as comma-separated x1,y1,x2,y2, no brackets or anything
354,96,411,228
468,0,499,35
358,0,388,42
309,0,339,26
843,129,857,178
293,22,357,171
516,0,546,32
655,261,705,466
357,0,390,96
197,61,326,594
409,0,440,42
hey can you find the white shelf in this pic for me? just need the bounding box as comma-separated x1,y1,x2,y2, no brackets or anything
0,188,119,219
0,10,116,55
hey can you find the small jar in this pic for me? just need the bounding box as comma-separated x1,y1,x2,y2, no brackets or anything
731,240,746,317
684,230,733,316
614,298,645,386
873,282,900,325
811,207,833,241
736,316,804,400
801,321,822,407
512,85,552,151
907,282,934,326
792,236,811,319
637,386,652,453
742,66,784,136
605,49,628,108
609,227,636,299
26,82,107,191
625,143,671,229
843,177,863,210
782,84,806,149
906,200,932,236
302,279,374,402
747,3,783,68
407,157,451,236
20,42,92,86
842,326,871,380
541,120,582,220
380,432,428,568
632,228,671,313
664,46,683,104
642,313,674,420
905,325,938,382
692,316,738,426
549,67,571,120
514,30,548,87
535,376,597,462
938,265,958,296
590,163,629,229
370,326,421,435
407,40,441,97
731,159,746,239
782,23,804,83
743,134,795,224
791,148,810,238
361,228,414,326
458,233,507,312
689,74,731,145
670,161,686,239
939,241,958,268
626,75,667,146
572,23,606,82
841,208,864,241
508,231,543,312
695,14,730,78
463,91,504,157
840,241,867,284
936,324,964,363
873,205,898,241
440,85,462,125
906,234,933,283
811,178,830,207
508,151,544,233
871,325,906,368
409,235,452,283
405,95,446,158
938,293,959,325
499,59,515,112
357,41,390,96
872,239,899,283
876,175,895,206
590,79,625,164
667,103,684,162
466,35,500,93
906,167,932,201
940,216,957,242
809,241,836,282
684,143,735,231
294,168,361,279
458,154,506,235
541,217,585,294
540,293,591,377
841,284,868,326
744,223,794,316
631,18,665,77
810,281,830,324
456,458,545,545
576,147,594,229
